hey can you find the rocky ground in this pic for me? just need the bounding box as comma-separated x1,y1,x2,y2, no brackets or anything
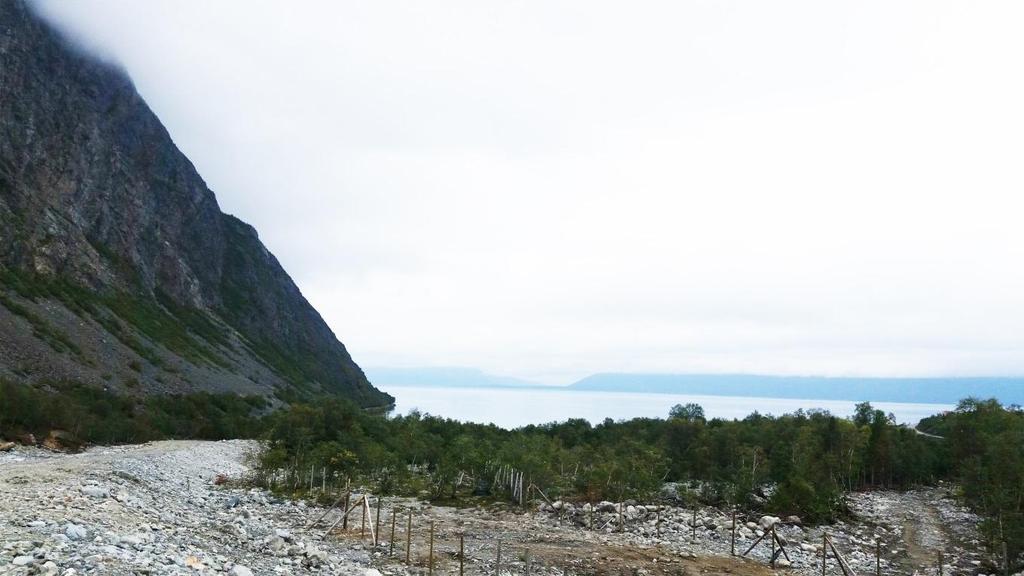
0,441,996,576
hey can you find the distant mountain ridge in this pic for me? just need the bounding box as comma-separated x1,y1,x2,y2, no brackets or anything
569,373,1024,405
0,1,390,407
366,367,544,389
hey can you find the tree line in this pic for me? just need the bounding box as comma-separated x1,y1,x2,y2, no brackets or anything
3,378,1021,566
256,398,943,522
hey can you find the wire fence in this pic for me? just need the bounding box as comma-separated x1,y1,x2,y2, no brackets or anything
294,492,994,576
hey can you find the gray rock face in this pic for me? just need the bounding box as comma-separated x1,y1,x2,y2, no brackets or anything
0,0,391,407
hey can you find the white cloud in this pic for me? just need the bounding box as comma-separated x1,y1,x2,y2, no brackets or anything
34,0,1024,383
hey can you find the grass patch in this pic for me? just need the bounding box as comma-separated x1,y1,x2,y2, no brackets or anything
0,268,232,370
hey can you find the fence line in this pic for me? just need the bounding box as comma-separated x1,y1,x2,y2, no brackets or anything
307,499,940,576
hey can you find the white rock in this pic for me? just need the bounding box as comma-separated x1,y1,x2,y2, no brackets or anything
65,523,88,540
80,485,109,498
758,515,780,529
231,566,254,576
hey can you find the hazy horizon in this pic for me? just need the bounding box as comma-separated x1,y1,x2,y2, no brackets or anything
34,0,1024,384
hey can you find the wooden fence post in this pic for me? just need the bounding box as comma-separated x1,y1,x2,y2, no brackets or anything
375,497,383,546
731,508,736,556
525,547,531,576
390,508,397,556
771,525,776,568
618,502,624,533
1003,541,1009,576
656,506,661,538
428,521,435,576
361,496,367,538
496,540,502,576
460,533,465,576
822,532,827,576
875,540,880,576
405,510,412,564
691,508,697,543
343,492,351,530
938,551,943,576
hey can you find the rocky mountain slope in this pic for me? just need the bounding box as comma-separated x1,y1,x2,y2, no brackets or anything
0,0,391,407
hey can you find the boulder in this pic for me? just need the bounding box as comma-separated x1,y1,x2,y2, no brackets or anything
231,567,254,576
269,536,287,555
80,485,109,499
305,547,329,565
65,523,88,540
785,515,803,526
660,482,682,502
758,515,780,529
42,430,84,452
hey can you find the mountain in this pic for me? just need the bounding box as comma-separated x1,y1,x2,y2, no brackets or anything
0,1,391,408
365,367,544,389
569,373,1024,405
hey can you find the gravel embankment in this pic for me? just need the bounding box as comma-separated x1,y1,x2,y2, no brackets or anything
0,441,993,576
0,441,376,576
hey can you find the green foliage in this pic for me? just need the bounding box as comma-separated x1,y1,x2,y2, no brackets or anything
0,268,229,368
0,379,266,445
255,400,943,524
926,399,1024,566
669,403,705,421
0,289,85,360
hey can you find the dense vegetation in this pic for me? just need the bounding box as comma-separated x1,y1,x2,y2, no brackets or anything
0,379,266,444
4,378,1023,566
920,399,1024,562
256,399,942,523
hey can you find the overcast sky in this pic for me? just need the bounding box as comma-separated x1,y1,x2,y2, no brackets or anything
34,1,1024,384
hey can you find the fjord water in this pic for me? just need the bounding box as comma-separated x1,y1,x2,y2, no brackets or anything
381,385,952,428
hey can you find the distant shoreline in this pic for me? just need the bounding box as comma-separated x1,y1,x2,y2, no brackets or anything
376,381,961,407
368,366,1024,403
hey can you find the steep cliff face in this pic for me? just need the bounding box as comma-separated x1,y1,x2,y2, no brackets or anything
0,0,391,407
